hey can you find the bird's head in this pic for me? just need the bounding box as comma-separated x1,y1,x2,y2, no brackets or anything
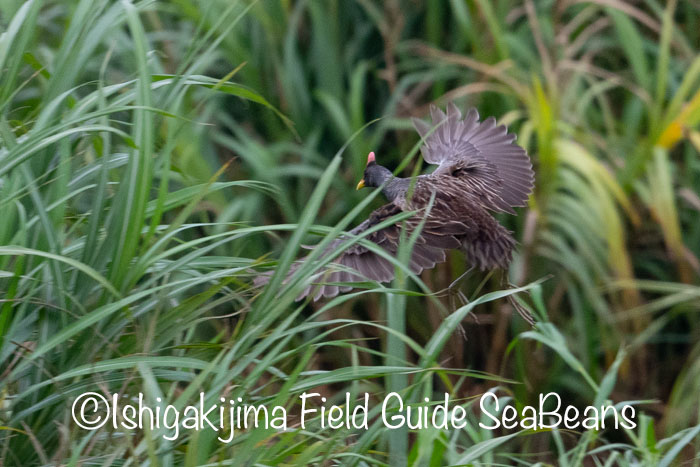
356,152,393,190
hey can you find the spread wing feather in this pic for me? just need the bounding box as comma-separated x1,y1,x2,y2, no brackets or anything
297,202,472,300
412,103,534,213
257,201,473,301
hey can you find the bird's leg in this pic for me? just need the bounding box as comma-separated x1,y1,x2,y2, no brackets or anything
434,266,476,340
446,265,475,309
469,269,495,301
499,271,536,326
508,294,535,326
447,289,469,309
452,266,487,329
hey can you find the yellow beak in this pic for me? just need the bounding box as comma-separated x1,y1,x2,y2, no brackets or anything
356,179,365,190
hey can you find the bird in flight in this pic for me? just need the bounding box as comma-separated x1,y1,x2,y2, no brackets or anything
258,103,534,322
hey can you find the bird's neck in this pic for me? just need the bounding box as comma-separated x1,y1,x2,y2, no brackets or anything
381,177,409,202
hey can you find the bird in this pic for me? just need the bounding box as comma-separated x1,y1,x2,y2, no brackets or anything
256,102,534,322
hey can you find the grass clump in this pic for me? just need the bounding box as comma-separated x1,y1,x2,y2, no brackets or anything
1,0,700,465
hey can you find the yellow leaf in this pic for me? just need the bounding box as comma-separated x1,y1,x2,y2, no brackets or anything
658,89,700,148
658,121,683,148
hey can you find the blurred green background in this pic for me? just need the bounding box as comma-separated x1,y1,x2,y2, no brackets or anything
1,0,699,465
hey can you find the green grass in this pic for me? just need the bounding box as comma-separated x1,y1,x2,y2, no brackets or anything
1,0,700,465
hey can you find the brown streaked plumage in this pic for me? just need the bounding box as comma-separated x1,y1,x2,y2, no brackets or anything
256,103,534,313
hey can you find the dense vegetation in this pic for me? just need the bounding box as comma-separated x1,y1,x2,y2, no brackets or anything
1,0,699,465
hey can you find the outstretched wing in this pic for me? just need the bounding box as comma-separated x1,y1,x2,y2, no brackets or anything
300,202,476,300
256,202,474,301
412,103,534,213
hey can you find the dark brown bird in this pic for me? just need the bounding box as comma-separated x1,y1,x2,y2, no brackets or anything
258,103,534,320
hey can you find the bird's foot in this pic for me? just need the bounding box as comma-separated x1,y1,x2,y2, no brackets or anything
504,281,536,327
435,267,474,305
444,267,479,340
449,293,469,342
447,289,469,309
